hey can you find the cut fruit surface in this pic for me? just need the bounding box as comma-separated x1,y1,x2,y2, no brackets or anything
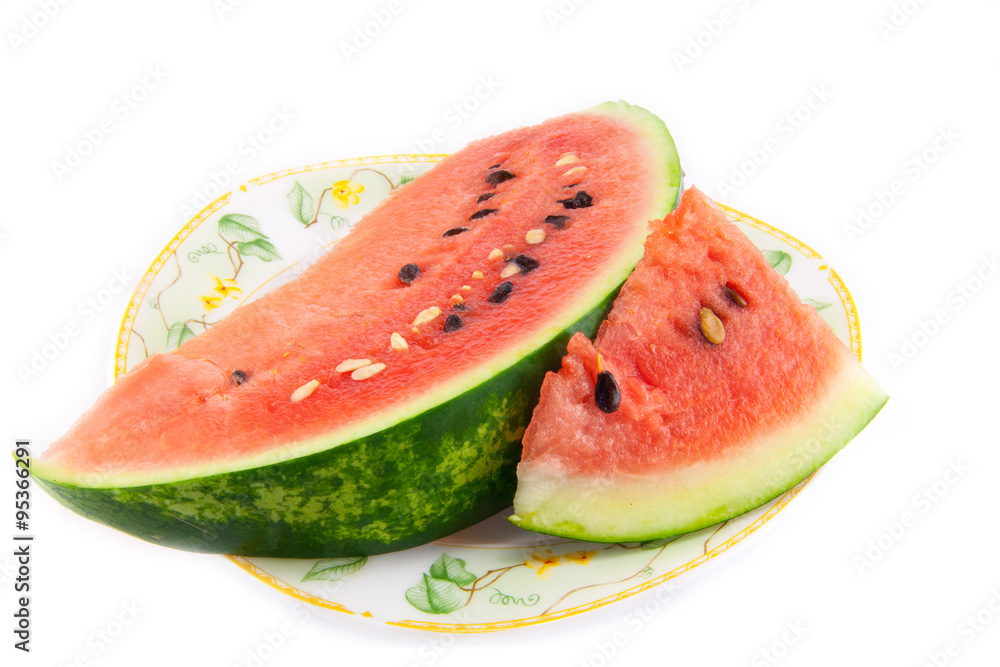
33,102,682,557
510,187,887,542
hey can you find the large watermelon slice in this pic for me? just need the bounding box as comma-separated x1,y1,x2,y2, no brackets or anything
32,102,682,557
509,187,888,542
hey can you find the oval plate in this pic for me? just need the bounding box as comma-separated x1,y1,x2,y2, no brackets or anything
114,155,862,633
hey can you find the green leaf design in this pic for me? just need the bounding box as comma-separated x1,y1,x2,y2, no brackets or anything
405,574,463,615
301,556,367,582
639,536,680,550
165,322,195,350
803,298,832,312
399,171,417,185
218,214,267,242
429,554,477,587
763,250,792,275
287,181,314,225
237,238,281,262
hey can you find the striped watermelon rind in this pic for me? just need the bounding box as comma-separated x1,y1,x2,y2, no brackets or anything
34,289,620,556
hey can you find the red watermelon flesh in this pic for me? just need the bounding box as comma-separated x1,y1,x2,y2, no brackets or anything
510,187,888,541
37,103,680,488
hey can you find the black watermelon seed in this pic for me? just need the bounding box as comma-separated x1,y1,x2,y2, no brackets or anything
230,370,249,385
488,281,514,304
443,227,469,237
559,190,593,209
398,263,420,284
514,255,540,273
545,215,570,229
488,163,501,169
725,285,748,308
477,192,496,203
486,170,516,186
594,370,621,414
452,303,467,311
469,208,498,221
443,314,464,333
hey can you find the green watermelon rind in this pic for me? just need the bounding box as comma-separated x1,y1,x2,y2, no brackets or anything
32,102,684,556
508,360,889,542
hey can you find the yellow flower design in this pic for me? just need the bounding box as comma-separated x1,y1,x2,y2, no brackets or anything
524,549,563,579
331,180,364,209
564,550,598,566
212,276,242,300
200,294,221,311
524,548,600,578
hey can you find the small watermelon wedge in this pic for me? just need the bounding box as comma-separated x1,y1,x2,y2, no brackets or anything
509,187,888,542
32,102,682,557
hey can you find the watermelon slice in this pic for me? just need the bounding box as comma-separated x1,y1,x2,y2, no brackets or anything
509,187,888,542
32,102,682,557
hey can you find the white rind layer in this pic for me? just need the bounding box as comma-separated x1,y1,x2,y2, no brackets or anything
509,356,888,542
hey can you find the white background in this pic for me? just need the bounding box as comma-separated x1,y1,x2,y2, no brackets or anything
2,0,999,665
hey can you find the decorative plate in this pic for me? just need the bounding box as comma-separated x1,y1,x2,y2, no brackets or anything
114,155,862,633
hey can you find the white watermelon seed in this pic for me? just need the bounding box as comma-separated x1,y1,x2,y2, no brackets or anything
555,153,579,166
290,379,320,402
488,248,504,261
351,363,386,381
336,358,372,373
390,332,408,351
500,263,520,279
412,306,442,328
525,229,546,245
